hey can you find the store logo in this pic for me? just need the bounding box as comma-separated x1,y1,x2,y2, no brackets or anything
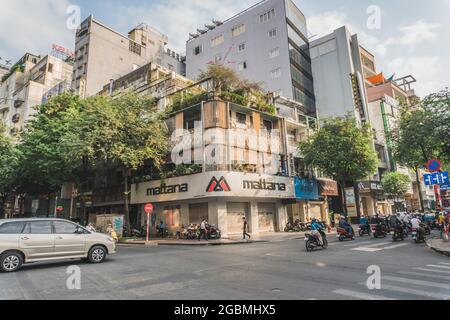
243,179,287,191
206,177,231,192
147,183,188,196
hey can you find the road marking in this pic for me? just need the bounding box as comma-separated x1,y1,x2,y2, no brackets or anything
382,275,450,290
351,242,409,252
378,284,450,300
438,262,450,266
381,243,409,250
343,240,375,247
413,267,450,274
397,271,450,281
333,289,396,300
426,264,450,270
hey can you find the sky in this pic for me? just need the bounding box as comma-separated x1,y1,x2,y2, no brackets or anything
0,0,448,97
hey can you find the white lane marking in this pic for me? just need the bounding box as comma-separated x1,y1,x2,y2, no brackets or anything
333,289,396,300
438,262,450,266
382,275,450,290
413,267,450,274
265,253,281,257
427,265,450,270
352,242,409,252
397,271,450,281
379,284,450,300
381,243,410,250
352,247,384,252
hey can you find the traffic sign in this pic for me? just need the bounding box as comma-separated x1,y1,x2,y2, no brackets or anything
440,184,450,191
144,203,154,214
426,159,442,172
424,172,449,186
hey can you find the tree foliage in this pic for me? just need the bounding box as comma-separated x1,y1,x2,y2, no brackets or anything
381,172,410,198
392,88,450,170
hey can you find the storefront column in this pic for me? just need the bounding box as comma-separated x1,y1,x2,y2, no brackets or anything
276,201,287,232
216,199,228,237
180,203,189,227
249,201,259,234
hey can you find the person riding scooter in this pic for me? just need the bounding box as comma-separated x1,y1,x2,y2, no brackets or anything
339,217,354,237
310,218,325,246
410,215,425,240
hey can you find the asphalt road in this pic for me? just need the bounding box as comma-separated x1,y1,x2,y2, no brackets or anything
1,233,449,300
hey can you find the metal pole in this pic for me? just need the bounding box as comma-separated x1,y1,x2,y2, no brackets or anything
146,213,150,242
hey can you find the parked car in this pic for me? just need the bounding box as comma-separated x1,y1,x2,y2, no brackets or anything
0,218,117,272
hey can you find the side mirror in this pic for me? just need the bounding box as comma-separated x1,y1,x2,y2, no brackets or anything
75,227,84,234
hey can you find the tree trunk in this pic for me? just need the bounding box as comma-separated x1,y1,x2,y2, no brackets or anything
354,183,362,219
415,167,425,212
339,181,348,217
123,167,131,237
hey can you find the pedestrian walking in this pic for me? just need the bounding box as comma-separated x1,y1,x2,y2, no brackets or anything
243,217,251,240
198,219,208,241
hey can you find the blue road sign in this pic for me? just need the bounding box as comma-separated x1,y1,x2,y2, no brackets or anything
424,172,449,186
440,184,450,191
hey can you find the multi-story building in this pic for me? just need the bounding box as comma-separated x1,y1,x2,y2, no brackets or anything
72,16,186,98
127,79,334,236
310,25,431,216
185,0,316,115
0,53,73,135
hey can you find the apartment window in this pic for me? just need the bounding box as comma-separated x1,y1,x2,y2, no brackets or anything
260,8,275,23
238,61,247,71
193,45,202,56
236,112,247,127
269,47,279,58
231,24,246,37
271,68,281,79
238,42,246,52
211,35,224,47
129,41,142,56
47,63,53,73
262,119,273,132
268,28,277,38
168,64,174,71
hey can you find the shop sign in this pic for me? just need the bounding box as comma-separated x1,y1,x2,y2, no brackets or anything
358,181,383,193
131,172,295,204
294,177,319,200
318,179,338,196
345,188,356,205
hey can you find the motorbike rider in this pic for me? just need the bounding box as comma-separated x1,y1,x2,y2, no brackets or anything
339,216,354,237
410,215,424,239
310,218,324,245
86,223,96,233
360,215,370,232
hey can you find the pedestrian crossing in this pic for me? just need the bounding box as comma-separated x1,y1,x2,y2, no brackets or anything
332,262,450,300
350,241,410,252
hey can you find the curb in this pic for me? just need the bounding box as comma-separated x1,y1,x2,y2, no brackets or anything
118,240,268,247
426,240,450,257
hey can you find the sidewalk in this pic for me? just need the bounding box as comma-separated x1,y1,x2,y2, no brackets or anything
118,229,338,247
426,238,450,257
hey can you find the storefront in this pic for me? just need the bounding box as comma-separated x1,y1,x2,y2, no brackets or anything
286,177,329,223
358,181,392,216
130,172,295,236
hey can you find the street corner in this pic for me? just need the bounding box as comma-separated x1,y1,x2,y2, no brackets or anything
426,239,450,257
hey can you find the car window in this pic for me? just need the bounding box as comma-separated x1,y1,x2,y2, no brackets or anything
29,221,53,234
0,222,26,234
53,221,78,234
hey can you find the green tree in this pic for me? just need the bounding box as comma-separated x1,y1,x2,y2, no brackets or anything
381,172,411,212
198,64,240,98
299,116,378,216
392,88,450,211
0,124,21,218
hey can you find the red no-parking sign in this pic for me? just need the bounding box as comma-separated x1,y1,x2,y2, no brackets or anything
144,203,154,214
426,159,442,172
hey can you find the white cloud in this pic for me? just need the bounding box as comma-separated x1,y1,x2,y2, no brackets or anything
0,0,75,63
387,56,442,96
307,11,348,39
398,20,439,46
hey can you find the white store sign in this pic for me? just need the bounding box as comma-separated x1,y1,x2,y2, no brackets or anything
131,172,295,204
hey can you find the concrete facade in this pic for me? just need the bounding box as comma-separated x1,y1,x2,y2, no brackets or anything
185,0,316,114
0,54,73,135
72,16,185,97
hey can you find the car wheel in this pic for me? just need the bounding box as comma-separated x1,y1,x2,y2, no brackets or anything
0,252,23,273
88,246,107,263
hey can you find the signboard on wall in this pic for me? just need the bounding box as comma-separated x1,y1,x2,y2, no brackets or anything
294,177,319,200
318,179,339,196
345,188,356,205
131,172,295,204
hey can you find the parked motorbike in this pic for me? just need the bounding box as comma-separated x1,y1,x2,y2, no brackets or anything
207,224,222,239
371,223,387,238
305,230,328,252
337,227,355,241
358,223,371,237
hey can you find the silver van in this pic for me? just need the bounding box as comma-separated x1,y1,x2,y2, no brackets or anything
0,218,116,272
